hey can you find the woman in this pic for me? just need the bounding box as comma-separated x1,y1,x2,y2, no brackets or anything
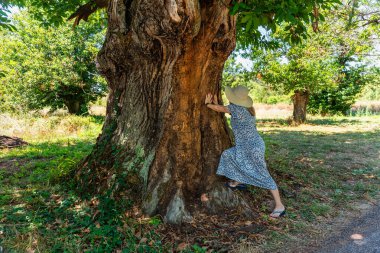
205,85,286,218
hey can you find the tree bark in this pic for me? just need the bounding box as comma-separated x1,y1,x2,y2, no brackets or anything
63,97,86,115
292,89,309,124
75,0,252,224
64,99,80,114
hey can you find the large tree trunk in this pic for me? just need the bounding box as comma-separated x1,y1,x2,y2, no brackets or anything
75,0,252,224
292,89,309,124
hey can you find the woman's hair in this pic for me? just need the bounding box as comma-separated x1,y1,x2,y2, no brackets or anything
247,107,256,117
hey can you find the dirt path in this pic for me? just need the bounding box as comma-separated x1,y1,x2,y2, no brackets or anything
315,202,380,253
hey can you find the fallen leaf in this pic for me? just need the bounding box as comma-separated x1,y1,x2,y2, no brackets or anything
177,242,188,251
201,193,209,202
244,221,252,226
140,237,148,244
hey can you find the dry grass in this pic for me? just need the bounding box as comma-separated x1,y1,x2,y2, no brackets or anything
254,103,293,119
0,113,103,142
350,100,380,115
89,105,106,116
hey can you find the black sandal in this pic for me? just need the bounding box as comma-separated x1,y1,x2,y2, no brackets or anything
270,209,286,218
224,182,248,191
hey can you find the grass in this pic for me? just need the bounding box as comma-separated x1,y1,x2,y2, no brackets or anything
349,100,380,116
0,113,171,252
1,112,380,252
241,115,380,252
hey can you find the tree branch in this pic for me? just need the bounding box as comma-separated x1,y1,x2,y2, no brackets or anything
362,18,380,26
68,0,109,26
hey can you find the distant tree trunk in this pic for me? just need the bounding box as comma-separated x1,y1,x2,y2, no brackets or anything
63,97,86,115
75,0,252,224
292,90,309,124
64,100,80,114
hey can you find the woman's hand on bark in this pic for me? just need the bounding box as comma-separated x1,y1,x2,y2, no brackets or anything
205,93,213,104
205,93,230,113
213,94,218,104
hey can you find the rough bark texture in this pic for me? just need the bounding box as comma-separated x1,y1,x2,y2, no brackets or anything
75,0,252,224
292,90,309,124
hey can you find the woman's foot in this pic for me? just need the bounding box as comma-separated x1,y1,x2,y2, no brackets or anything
227,180,241,187
270,207,286,218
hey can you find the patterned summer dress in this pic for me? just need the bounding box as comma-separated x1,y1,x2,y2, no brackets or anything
216,103,278,190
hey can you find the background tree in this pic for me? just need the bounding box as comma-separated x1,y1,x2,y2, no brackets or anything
307,65,370,116
250,40,339,123
244,1,377,122
0,10,107,114
3,0,341,224
359,67,380,101
306,0,379,115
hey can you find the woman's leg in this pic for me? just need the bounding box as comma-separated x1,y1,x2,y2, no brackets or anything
228,180,242,187
269,189,285,215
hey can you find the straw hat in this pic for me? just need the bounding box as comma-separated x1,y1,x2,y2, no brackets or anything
225,85,253,108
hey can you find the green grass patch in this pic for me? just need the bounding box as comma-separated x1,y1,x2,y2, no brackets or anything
250,115,380,251
0,114,171,252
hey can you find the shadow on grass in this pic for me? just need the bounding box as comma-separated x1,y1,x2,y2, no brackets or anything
260,128,380,221
263,128,380,172
0,137,157,252
257,117,377,126
0,139,95,187
306,118,363,125
0,184,142,252
257,118,290,126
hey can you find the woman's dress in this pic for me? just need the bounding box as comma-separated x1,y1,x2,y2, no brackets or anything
216,103,277,190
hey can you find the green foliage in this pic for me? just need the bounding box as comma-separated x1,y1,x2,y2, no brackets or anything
222,57,250,88
0,5,15,78
6,0,341,49
231,0,341,48
3,0,88,26
0,6,16,31
240,1,377,115
249,33,340,95
308,66,368,115
0,10,107,114
304,2,377,115
359,68,380,101
222,56,291,104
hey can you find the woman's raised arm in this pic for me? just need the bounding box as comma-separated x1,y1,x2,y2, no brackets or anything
205,93,230,113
